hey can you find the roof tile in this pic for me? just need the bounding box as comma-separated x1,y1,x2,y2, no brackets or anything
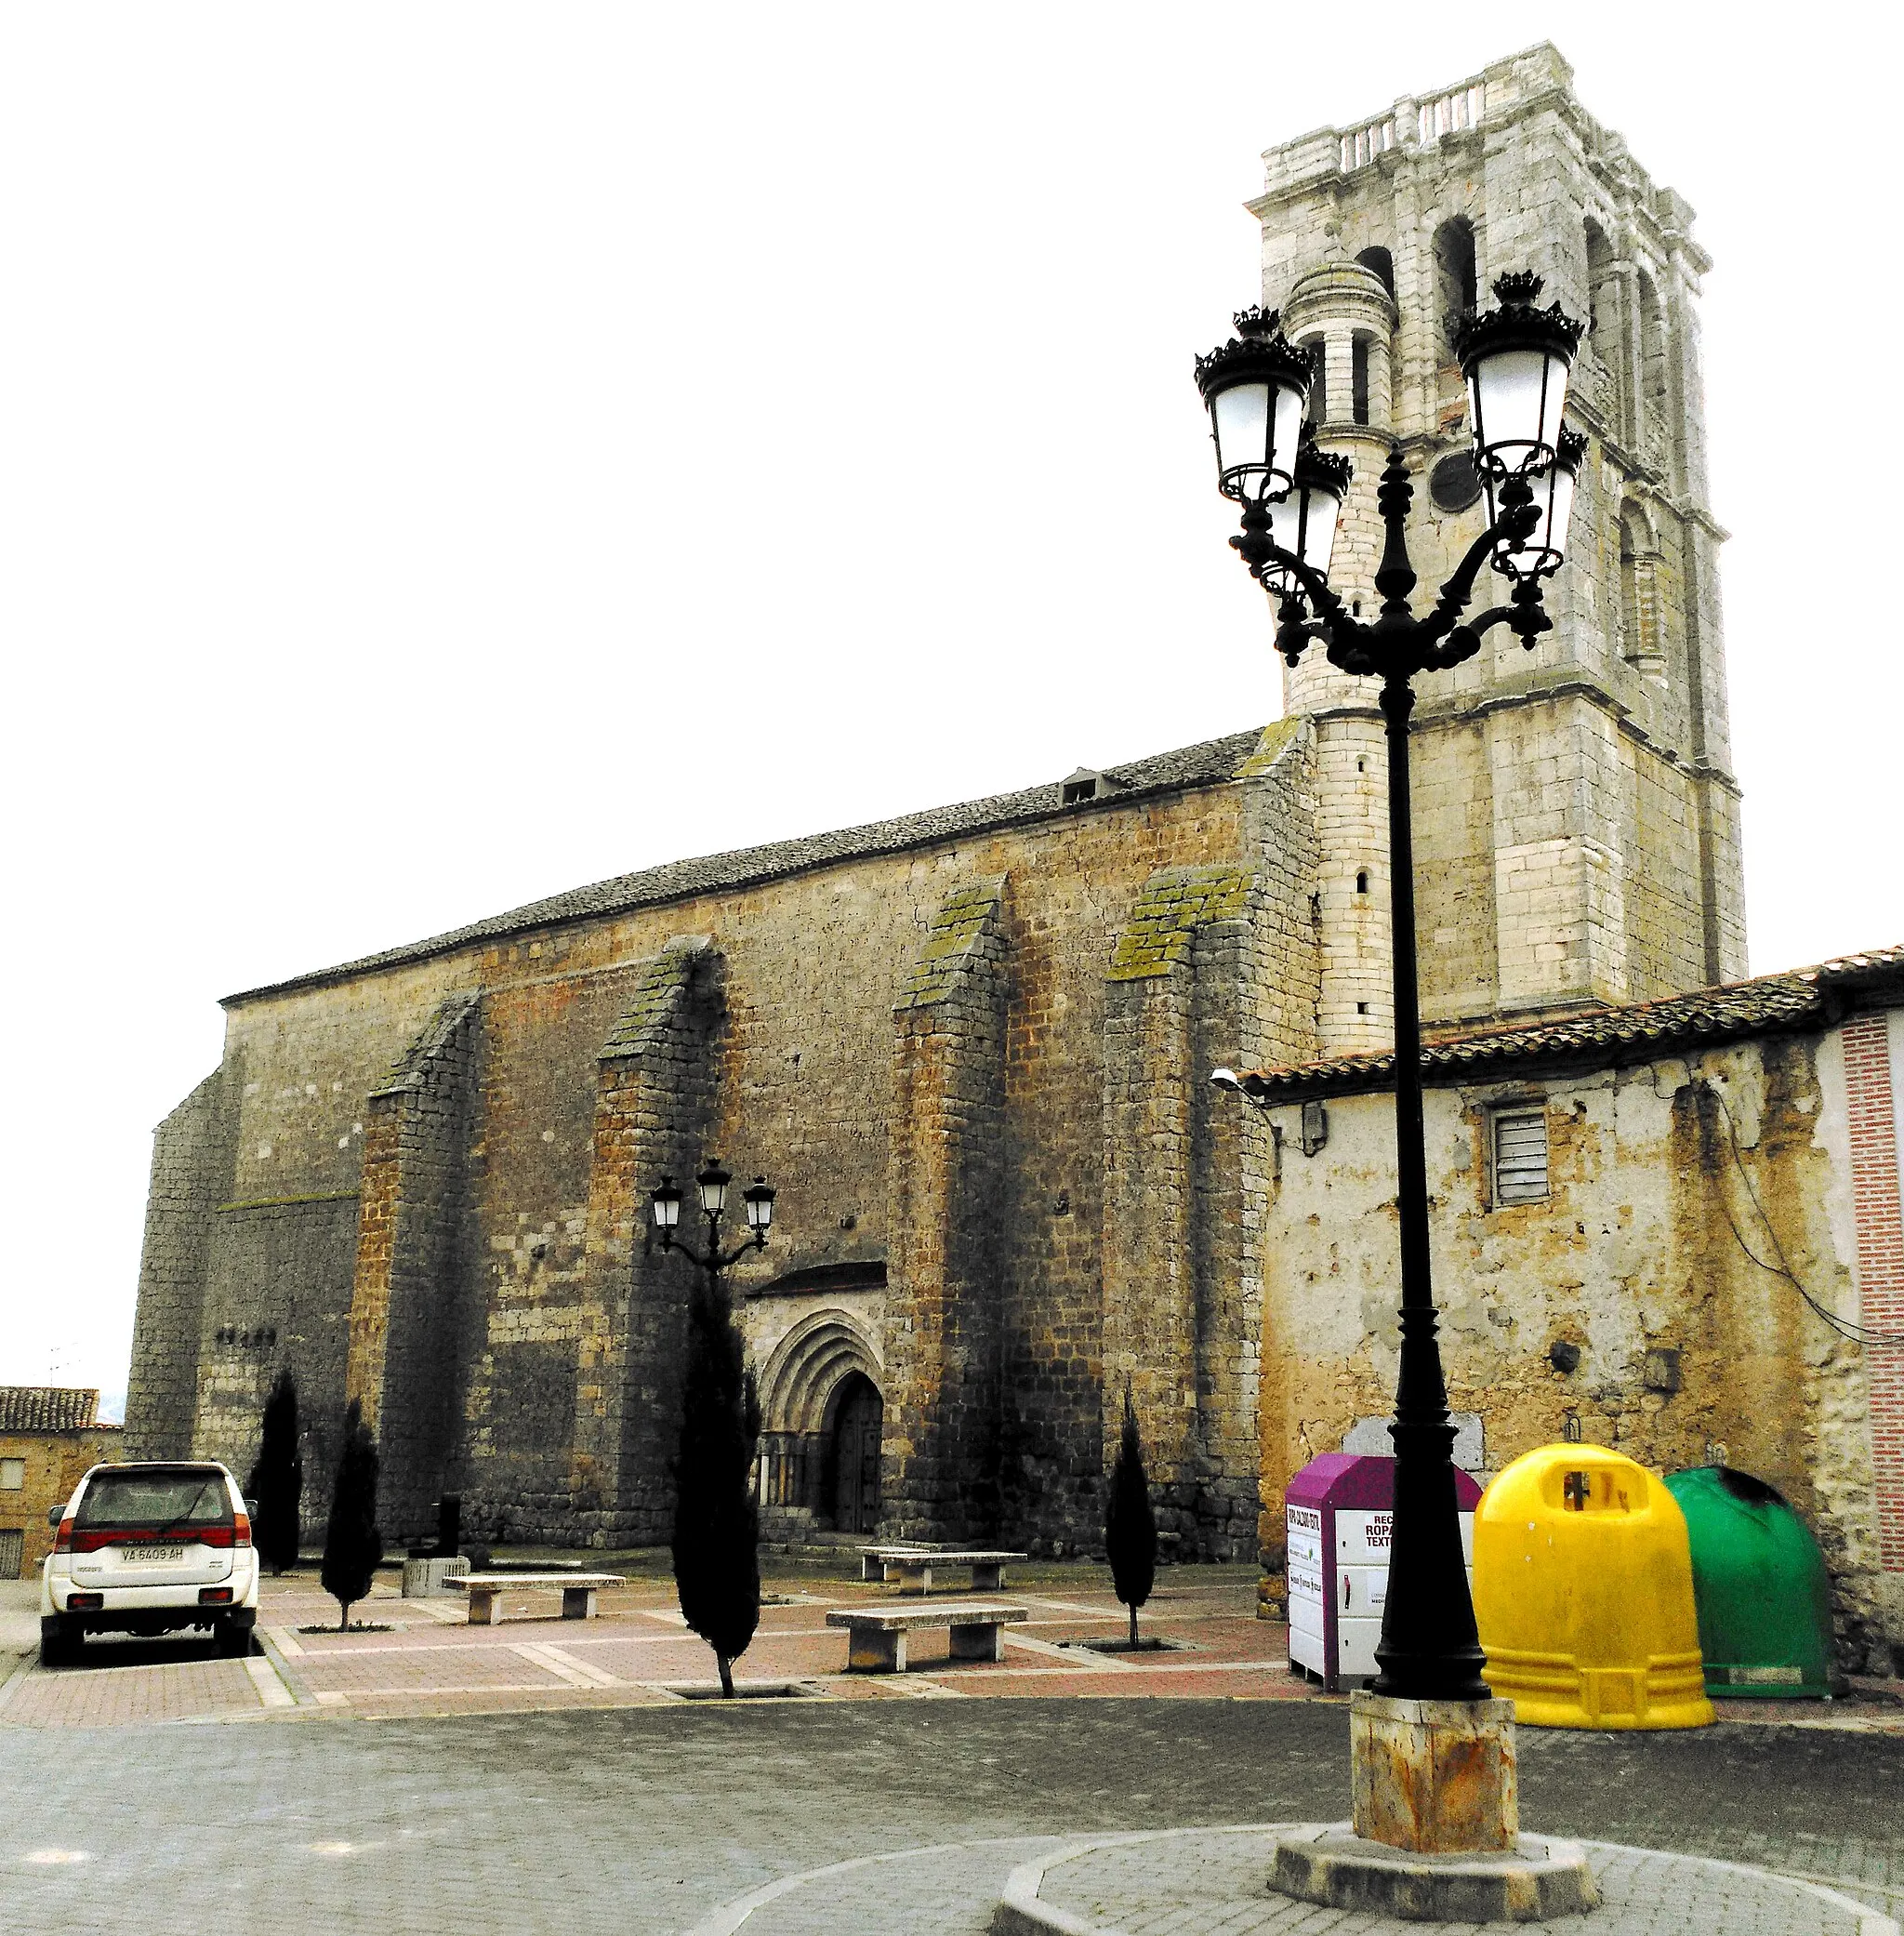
0,1386,99,1433
1235,945,1904,1102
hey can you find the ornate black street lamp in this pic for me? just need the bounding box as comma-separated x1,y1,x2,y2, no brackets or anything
1198,273,1586,1703
649,1160,777,1287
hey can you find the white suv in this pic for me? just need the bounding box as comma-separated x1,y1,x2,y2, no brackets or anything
41,1461,260,1665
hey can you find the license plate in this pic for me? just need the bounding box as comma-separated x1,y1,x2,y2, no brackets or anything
123,1545,186,1563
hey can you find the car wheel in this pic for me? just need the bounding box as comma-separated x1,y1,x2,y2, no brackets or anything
39,1616,81,1668
213,1618,254,1659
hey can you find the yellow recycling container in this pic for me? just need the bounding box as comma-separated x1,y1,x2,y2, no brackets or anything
1474,1443,1713,1730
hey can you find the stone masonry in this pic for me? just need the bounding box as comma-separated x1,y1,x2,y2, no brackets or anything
1260,42,1746,1042
126,46,1770,1581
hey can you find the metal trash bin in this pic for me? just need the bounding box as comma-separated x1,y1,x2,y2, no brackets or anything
1474,1443,1712,1730
1284,1452,1481,1691
1663,1465,1839,1700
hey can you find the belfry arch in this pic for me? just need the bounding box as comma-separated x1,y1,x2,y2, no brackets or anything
754,1310,885,1532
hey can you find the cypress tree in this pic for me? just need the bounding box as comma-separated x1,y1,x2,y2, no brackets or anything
321,1399,383,1631
245,1369,304,1575
671,1273,760,1696
1104,1386,1157,1649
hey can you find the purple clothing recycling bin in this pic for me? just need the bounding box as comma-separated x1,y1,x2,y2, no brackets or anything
1284,1452,1484,1690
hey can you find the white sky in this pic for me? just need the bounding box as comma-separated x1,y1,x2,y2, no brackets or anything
3,4,1898,1409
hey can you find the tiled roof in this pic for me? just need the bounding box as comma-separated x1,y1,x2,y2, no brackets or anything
226,726,1272,1004
0,1386,99,1433
1233,945,1904,1103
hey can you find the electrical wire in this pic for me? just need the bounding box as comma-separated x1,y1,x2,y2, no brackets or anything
1699,1075,1904,1350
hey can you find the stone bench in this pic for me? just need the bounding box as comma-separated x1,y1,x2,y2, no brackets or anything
451,1572,625,1625
860,1546,1028,1594
826,1601,1028,1672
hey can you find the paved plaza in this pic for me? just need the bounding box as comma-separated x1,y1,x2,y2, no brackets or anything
3,1563,1901,1932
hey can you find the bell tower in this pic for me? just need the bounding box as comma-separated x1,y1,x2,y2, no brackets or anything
1253,42,1745,1041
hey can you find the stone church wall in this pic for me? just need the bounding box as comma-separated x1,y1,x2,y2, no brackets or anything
139,726,1318,1555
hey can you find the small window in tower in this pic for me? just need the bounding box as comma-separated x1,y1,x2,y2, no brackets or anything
1351,336,1371,426
1355,870,1369,894
1356,1001,1369,1014
1302,338,1327,425
1492,1109,1550,1206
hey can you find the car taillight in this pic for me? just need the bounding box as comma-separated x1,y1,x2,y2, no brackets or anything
53,1518,73,1556
198,1587,233,1605
69,1524,242,1553
232,1511,251,1548
67,1592,102,1611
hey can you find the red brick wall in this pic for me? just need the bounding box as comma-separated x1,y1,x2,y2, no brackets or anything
1844,1011,1904,1573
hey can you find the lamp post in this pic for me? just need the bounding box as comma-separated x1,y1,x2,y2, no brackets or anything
1197,273,1585,1704
650,1159,777,1698
649,1160,777,1286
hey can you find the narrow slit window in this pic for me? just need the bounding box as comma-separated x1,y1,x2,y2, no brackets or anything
1303,338,1327,426
1351,335,1371,425
1355,869,1369,894
1493,1109,1550,1205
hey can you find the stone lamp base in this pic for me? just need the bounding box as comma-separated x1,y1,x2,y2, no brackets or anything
1352,1691,1519,1851
1264,1692,1598,1921
1270,1824,1601,1923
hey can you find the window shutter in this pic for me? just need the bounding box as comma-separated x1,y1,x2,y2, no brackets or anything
1494,1110,1550,1204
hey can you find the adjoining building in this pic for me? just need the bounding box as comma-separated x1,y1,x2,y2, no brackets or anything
1232,950,1904,1673
121,45,1897,1667
0,1388,122,1580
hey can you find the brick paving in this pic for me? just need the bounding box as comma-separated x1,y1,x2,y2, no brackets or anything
3,1647,265,1728
7,1564,1901,1731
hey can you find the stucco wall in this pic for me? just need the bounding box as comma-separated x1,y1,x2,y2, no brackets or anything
1255,1022,1897,1671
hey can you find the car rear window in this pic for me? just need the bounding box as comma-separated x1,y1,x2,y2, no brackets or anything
75,1470,232,1531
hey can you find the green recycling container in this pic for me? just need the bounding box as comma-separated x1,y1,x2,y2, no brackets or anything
1663,1466,1836,1699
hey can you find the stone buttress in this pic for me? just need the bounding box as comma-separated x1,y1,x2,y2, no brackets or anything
343,994,483,1536
1101,723,1319,1561
880,880,1010,1544
125,1069,240,1461
571,935,725,1545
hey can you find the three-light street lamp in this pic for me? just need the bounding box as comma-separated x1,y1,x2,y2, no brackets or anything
650,1160,777,1286
1198,272,1587,1703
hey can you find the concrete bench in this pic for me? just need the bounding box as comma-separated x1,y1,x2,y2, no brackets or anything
451,1572,624,1625
826,1601,1028,1672
860,1546,1028,1594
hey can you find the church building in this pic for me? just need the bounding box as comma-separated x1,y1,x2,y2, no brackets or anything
123,46,1903,1668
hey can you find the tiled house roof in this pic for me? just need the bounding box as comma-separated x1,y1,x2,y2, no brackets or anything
1232,946,1904,1103
0,1387,99,1433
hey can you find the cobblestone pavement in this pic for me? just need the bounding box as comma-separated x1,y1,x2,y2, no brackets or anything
1022,1826,1897,1934
4,1569,1900,1932
0,1697,1898,1935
